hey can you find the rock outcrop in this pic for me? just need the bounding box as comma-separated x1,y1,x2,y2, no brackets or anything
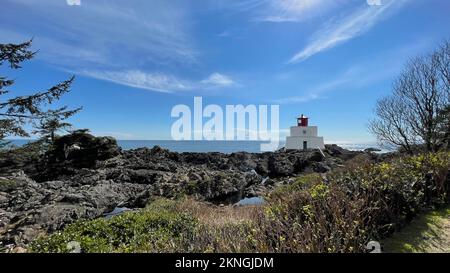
0,132,369,249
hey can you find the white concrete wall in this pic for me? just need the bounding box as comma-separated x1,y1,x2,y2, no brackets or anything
286,136,325,150
290,126,318,137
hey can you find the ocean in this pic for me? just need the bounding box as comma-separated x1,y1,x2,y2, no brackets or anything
6,140,391,153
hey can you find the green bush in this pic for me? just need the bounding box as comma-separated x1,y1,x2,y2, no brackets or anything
257,152,450,252
31,199,198,253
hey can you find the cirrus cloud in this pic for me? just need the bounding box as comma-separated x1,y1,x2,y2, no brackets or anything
258,0,334,22
80,70,237,93
289,0,409,63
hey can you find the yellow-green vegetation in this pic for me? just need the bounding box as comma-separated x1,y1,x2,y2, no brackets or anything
31,199,198,253
31,152,450,253
31,198,260,253
0,178,19,192
383,207,450,253
255,152,450,252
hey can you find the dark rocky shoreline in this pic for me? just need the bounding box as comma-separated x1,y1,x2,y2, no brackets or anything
0,132,380,250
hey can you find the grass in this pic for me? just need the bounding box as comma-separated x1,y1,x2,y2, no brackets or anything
383,206,450,253
176,198,260,226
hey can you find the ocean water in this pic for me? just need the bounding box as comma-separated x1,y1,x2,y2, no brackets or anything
119,140,276,153
6,139,390,153
334,143,394,154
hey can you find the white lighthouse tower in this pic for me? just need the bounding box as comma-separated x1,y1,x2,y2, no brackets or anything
286,114,325,150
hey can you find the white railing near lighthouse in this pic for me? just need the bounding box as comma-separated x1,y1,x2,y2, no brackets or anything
317,147,326,158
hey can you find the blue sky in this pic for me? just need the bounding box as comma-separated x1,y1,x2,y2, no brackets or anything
1,0,450,143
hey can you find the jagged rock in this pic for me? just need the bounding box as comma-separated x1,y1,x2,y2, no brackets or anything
324,144,360,160
308,150,325,162
364,147,382,153
312,162,332,173
0,171,148,246
32,132,121,181
0,139,364,248
268,155,295,177
49,132,120,167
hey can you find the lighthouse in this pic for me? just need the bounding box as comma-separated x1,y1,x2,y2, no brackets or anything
286,114,325,150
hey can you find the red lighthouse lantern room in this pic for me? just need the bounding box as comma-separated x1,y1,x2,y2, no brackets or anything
297,114,309,127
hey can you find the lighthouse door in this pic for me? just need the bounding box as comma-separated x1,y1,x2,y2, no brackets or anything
303,141,307,151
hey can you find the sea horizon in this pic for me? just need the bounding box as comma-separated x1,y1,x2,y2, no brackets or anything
5,139,391,154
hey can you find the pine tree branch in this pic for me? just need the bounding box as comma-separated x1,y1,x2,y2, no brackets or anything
0,76,75,109
0,113,35,119
0,39,36,69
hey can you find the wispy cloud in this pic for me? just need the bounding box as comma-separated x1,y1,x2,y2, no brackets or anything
274,93,321,104
1,0,246,94
257,0,333,22
80,70,236,93
2,0,195,67
1,0,229,94
289,0,408,63
273,74,350,104
223,0,334,23
274,66,387,104
200,73,235,87
276,40,429,104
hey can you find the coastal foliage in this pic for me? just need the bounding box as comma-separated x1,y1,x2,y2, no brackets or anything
0,40,81,144
257,152,450,252
31,153,450,253
31,199,199,253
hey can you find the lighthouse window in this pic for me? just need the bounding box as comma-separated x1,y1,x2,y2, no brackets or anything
303,130,307,134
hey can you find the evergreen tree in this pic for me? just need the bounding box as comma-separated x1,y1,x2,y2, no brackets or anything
0,40,81,145
32,108,79,143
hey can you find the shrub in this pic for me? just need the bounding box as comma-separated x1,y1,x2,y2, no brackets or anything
31,199,198,253
257,152,450,252
257,176,370,252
